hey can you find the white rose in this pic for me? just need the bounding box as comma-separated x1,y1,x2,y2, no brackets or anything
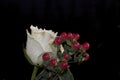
25,25,58,66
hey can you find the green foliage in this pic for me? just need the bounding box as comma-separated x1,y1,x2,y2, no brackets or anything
35,69,74,80
58,69,74,80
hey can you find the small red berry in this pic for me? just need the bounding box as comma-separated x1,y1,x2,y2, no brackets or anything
49,59,57,67
79,45,83,50
73,33,80,40
82,42,90,50
42,53,50,61
62,53,69,59
72,42,80,50
83,53,90,61
60,32,67,38
67,33,74,40
60,61,68,70
54,36,62,45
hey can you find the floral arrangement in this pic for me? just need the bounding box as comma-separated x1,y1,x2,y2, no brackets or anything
23,25,90,80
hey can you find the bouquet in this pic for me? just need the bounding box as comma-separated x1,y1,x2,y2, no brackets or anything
23,25,90,80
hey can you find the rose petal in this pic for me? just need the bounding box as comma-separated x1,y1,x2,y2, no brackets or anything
26,33,44,65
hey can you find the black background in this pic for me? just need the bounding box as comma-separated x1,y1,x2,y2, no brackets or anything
0,0,120,80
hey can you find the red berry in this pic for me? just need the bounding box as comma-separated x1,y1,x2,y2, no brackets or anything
54,36,62,45
62,53,69,59
82,42,90,50
83,53,90,61
72,42,80,50
60,61,68,70
60,32,67,38
42,53,50,61
49,59,57,67
67,33,74,40
73,33,80,40
79,45,83,50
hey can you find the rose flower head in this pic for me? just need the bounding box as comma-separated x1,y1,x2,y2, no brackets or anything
25,25,58,66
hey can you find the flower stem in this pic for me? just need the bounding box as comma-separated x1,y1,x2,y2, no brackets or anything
31,66,38,80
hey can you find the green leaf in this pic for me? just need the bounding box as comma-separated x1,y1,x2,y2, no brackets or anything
35,69,49,80
79,48,86,53
74,56,78,62
78,54,84,65
66,40,72,46
63,44,70,50
57,52,62,59
69,52,74,55
72,39,77,42
58,69,74,80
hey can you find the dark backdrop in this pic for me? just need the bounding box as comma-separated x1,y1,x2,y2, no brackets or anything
0,0,120,80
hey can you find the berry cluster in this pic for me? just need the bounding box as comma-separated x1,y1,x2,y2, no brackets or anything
42,32,90,73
